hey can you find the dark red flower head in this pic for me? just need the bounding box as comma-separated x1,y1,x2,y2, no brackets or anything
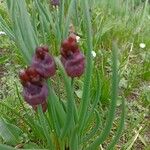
60,34,85,77
19,67,42,85
19,69,30,85
36,46,49,59
61,33,79,58
61,52,85,77
32,46,56,78
23,82,48,106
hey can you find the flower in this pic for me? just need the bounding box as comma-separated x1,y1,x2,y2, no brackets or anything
61,33,85,77
19,68,48,106
139,43,146,49
51,0,59,6
32,46,56,78
23,82,48,106
61,51,85,77
19,69,30,85
19,46,56,112
19,67,42,85
91,51,96,58
76,35,80,43
0,31,6,35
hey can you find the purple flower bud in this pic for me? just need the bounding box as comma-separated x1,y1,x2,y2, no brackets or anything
32,53,56,78
23,82,48,106
51,0,59,6
61,51,85,77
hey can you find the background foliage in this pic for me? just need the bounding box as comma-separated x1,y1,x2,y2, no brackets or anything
0,0,150,149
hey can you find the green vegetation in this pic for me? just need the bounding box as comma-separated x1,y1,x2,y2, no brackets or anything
0,0,149,149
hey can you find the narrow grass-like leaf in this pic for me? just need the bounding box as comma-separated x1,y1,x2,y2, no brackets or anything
0,102,29,127
70,125,79,150
14,82,26,111
35,0,50,33
86,42,118,149
81,71,101,136
6,0,32,63
44,7,56,36
13,15,31,64
106,99,125,150
37,106,53,149
0,16,15,40
47,80,61,136
0,118,23,145
138,0,149,29
78,0,93,133
0,56,8,65
55,58,76,139
39,16,47,43
5,0,39,63
47,84,66,128
0,144,15,150
54,10,62,52
17,0,39,51
59,0,64,33
81,109,100,144
74,0,79,26
0,101,44,140
63,0,76,39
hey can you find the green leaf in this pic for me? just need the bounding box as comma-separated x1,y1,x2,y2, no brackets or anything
78,0,93,134
0,118,23,145
23,142,40,149
81,109,100,144
106,99,125,150
5,0,39,64
0,56,8,65
55,58,76,139
70,125,79,150
86,42,119,150
35,0,50,33
63,0,76,39
81,71,101,134
47,80,62,137
0,144,16,150
37,106,53,149
142,71,150,81
0,16,15,40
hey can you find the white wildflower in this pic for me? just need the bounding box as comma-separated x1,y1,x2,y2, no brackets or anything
76,35,80,43
139,43,146,49
91,51,96,58
0,31,6,35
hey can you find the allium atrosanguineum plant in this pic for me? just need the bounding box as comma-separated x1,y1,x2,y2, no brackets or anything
19,34,85,112
60,33,85,77
1,0,125,148
19,46,56,112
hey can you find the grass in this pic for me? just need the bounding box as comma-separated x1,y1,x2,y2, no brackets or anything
0,0,150,149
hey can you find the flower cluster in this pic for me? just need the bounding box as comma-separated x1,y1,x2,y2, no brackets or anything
19,34,85,112
60,33,85,77
19,46,56,112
